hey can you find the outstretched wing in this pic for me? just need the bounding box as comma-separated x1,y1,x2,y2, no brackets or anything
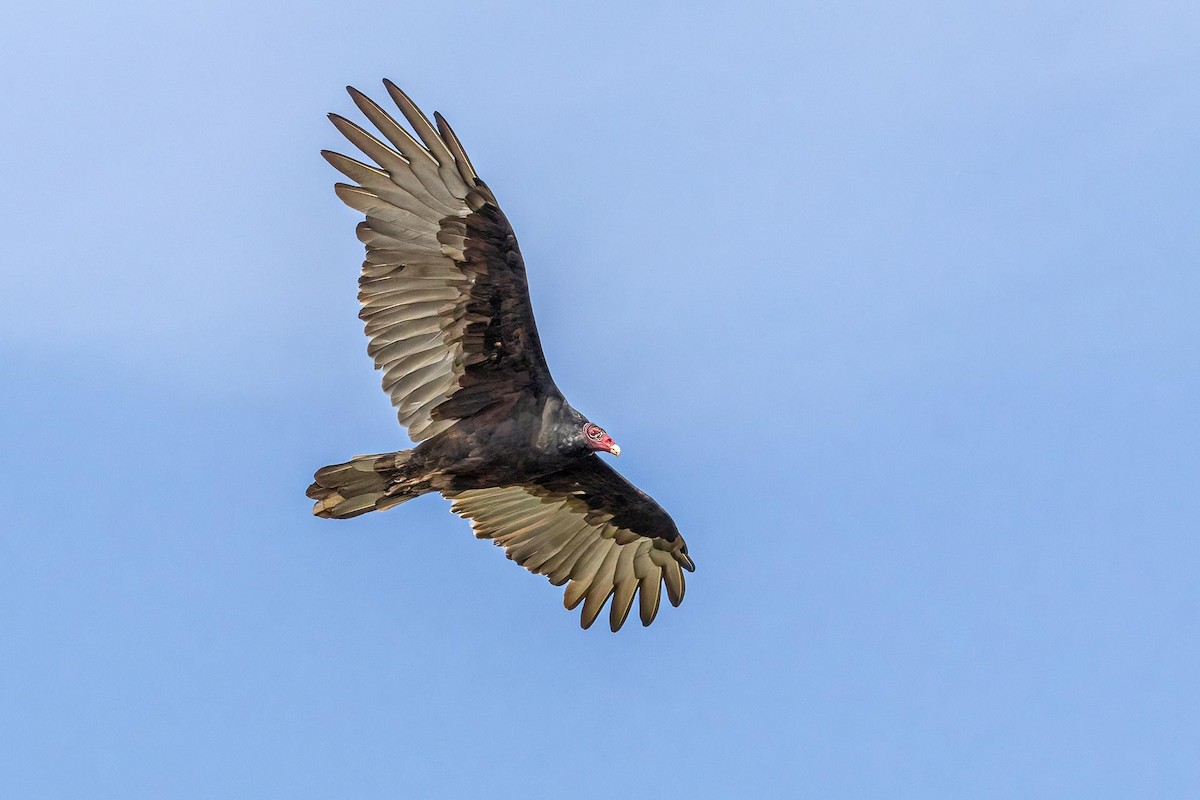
325,81,560,441
445,457,694,631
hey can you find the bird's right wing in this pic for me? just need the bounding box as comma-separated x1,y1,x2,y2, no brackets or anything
444,457,694,631
324,81,561,442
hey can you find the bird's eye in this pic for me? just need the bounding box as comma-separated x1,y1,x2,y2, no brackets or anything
586,425,603,440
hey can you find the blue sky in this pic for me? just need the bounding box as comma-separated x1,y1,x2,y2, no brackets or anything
2,1,1198,797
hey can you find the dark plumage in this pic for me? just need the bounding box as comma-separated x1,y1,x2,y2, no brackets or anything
307,81,693,631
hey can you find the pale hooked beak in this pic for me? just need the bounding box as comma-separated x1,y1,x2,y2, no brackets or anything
609,443,621,457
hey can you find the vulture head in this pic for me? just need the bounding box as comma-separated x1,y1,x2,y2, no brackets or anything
547,404,621,458
583,423,621,457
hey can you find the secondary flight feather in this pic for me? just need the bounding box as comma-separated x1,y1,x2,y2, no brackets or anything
307,81,693,631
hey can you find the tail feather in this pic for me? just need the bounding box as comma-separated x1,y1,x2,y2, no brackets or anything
307,451,425,519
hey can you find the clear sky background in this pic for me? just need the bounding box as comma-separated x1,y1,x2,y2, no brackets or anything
2,2,1197,797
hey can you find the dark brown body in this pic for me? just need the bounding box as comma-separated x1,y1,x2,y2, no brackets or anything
398,394,593,491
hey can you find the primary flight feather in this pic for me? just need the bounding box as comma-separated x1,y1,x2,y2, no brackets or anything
307,81,693,631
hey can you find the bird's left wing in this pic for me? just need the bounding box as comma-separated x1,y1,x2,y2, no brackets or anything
444,457,694,631
324,81,561,442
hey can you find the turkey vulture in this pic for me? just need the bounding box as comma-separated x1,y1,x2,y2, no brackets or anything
306,81,693,631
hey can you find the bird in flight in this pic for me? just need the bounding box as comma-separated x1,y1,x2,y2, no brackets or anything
307,81,693,631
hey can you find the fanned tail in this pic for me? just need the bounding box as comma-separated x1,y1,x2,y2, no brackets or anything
306,450,428,519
